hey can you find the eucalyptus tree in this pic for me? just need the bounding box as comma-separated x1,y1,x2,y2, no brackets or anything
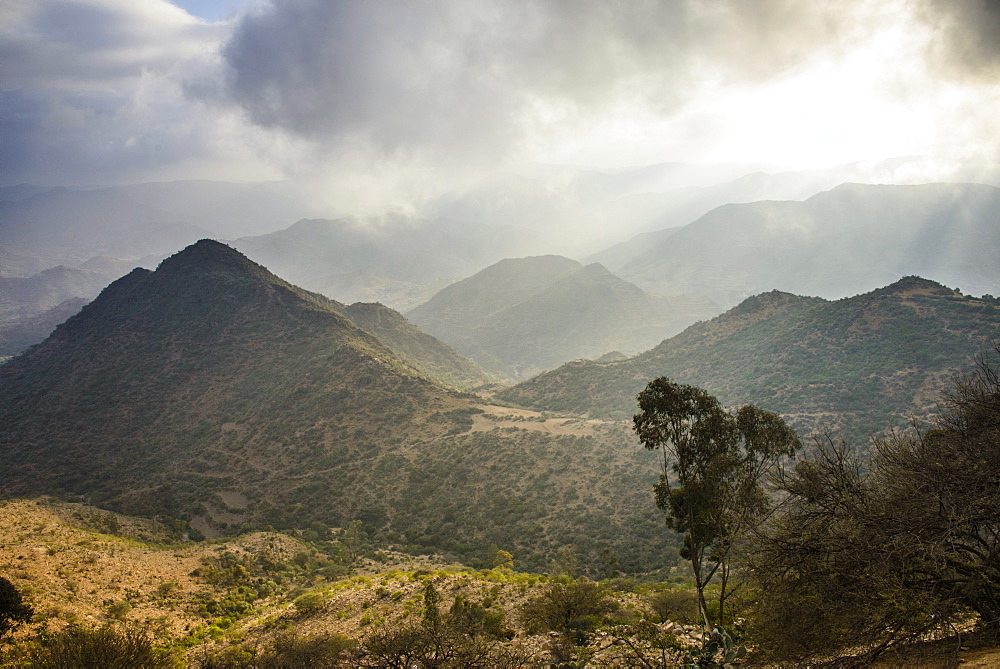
633,378,800,628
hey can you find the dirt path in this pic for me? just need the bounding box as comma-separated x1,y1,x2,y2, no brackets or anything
470,404,608,436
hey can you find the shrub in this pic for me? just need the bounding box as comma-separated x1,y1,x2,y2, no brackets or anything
520,578,618,633
0,576,33,639
17,623,173,668
106,600,132,620
292,591,326,616
646,587,700,625
258,631,357,667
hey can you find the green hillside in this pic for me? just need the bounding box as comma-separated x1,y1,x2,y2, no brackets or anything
0,240,671,573
500,277,1000,441
341,301,495,390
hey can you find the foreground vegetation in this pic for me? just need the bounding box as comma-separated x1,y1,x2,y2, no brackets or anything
2,340,997,666
1,241,997,664
0,498,738,667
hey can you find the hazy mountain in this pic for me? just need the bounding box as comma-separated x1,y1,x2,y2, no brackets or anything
599,182,1000,308
499,276,1000,442
231,216,542,311
313,270,453,313
0,265,117,326
0,184,51,202
0,296,89,357
0,240,670,572
407,256,719,380
0,187,208,261
425,158,950,257
0,181,313,270
341,301,496,390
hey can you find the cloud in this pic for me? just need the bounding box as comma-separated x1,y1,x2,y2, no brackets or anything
921,0,1000,80
2,0,997,207
0,0,277,185
216,0,869,169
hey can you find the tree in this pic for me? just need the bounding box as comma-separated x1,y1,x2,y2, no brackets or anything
746,345,1000,662
633,378,800,629
0,576,32,640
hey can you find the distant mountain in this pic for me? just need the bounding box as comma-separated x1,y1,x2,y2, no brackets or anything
231,216,542,310
0,187,208,261
0,265,117,326
313,271,452,313
0,240,671,572
341,302,496,390
425,158,956,257
0,181,313,269
0,297,88,357
499,277,1000,442
407,256,718,380
598,183,1000,308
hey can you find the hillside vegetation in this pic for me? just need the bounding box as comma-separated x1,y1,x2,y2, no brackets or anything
500,277,1000,441
0,241,672,574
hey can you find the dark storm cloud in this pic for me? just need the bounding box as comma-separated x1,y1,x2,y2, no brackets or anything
922,0,1000,79
217,0,859,164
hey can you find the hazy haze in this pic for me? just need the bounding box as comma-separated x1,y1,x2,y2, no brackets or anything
3,0,999,218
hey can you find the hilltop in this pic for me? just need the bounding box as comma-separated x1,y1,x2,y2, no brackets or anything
500,277,1000,441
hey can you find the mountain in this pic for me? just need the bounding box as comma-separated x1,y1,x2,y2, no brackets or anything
499,277,1000,442
598,183,1000,308
231,216,543,311
407,256,718,380
424,158,959,258
0,256,165,357
0,240,670,572
0,187,208,262
0,181,314,268
0,265,118,327
341,301,496,390
0,296,89,358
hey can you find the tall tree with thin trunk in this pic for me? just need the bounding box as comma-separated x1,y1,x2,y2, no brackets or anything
633,378,800,629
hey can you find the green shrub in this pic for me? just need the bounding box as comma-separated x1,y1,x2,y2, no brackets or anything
646,587,700,625
520,578,618,633
17,623,174,668
292,591,326,616
258,631,357,667
105,600,132,621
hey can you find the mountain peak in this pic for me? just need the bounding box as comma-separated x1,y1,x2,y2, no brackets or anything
872,276,956,298
157,239,268,277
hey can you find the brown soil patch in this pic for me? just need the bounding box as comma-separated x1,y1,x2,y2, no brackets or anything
470,404,607,436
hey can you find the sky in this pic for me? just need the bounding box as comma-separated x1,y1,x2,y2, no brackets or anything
2,0,999,213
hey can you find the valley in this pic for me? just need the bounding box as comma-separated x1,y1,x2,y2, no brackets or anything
2,173,999,666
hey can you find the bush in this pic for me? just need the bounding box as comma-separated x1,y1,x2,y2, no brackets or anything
258,631,357,667
17,623,173,668
746,348,1000,663
646,587,700,625
520,578,618,633
0,576,33,639
292,591,327,616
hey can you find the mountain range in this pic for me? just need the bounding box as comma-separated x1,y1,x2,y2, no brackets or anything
0,240,670,572
231,216,544,311
407,255,718,380
500,276,1000,442
0,181,315,264
595,182,1000,308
